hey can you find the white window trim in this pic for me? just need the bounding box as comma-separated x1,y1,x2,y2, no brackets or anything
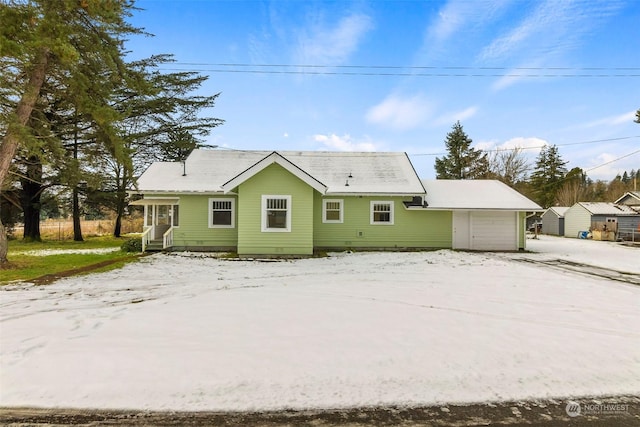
322,199,344,223
370,201,394,225
170,205,180,228
262,195,292,232
209,198,235,228
144,204,180,228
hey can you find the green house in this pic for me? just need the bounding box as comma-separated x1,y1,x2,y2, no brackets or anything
130,150,540,255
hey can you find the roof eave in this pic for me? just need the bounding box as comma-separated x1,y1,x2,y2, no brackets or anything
221,151,328,194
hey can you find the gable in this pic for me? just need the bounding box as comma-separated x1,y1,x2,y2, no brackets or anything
221,152,327,194
615,191,640,206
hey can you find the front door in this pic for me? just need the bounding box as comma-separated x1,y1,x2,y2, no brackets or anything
154,205,171,239
144,204,178,240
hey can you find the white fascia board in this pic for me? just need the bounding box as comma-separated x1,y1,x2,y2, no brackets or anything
221,152,327,194
327,192,426,197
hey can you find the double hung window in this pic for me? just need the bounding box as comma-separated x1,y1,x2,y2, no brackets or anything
323,199,343,223
371,201,394,225
209,198,235,228
262,195,291,232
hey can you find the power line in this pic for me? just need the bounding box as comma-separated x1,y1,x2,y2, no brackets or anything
411,135,640,157
585,148,640,173
158,67,640,78
172,62,640,71
158,62,640,78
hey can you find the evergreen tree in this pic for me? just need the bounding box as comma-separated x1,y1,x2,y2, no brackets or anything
635,109,639,123
0,0,140,263
529,145,568,208
434,121,489,179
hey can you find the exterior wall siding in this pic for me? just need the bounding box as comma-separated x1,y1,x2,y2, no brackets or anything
313,193,452,249
142,193,238,250
617,216,640,232
564,204,591,238
143,189,532,253
518,211,526,249
591,215,640,233
541,210,560,235
237,164,314,255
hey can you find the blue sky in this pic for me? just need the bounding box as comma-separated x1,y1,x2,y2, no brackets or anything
127,0,640,180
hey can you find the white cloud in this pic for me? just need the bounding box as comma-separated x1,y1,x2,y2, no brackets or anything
479,1,624,90
426,0,512,44
475,136,548,153
313,134,378,152
490,61,542,90
365,94,433,130
583,152,633,180
583,111,637,128
295,13,373,65
433,106,478,126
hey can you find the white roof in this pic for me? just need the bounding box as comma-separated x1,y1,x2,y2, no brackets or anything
135,150,426,195
544,206,570,217
422,179,542,211
575,202,639,216
614,191,640,205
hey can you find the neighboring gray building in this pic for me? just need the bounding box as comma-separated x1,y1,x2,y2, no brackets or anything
564,202,640,239
615,191,640,207
541,206,569,236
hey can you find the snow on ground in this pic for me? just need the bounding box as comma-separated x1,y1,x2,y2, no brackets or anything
1,236,639,411
521,234,639,273
12,247,119,256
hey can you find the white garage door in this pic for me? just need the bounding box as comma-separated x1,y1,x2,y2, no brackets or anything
470,211,517,251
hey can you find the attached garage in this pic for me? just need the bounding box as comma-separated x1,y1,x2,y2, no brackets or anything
424,180,542,251
453,210,518,250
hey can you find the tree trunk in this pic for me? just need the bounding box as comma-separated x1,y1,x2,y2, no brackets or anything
113,168,126,238
113,208,123,238
21,194,42,242
72,187,83,241
71,119,83,242
0,222,6,264
0,48,50,263
20,156,43,242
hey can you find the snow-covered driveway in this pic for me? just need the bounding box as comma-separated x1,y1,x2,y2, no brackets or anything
1,236,639,411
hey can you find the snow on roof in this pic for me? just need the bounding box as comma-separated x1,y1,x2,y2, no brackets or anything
422,179,542,211
614,191,640,205
545,206,570,217
576,202,639,215
135,150,426,195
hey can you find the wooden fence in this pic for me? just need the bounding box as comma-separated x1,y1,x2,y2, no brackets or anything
10,218,144,240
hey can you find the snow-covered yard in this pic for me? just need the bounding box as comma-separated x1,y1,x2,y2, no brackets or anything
1,235,639,411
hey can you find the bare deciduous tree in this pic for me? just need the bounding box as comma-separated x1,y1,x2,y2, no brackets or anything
488,147,530,187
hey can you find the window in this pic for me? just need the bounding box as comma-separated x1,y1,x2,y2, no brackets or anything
371,201,394,225
262,195,291,232
145,206,152,227
209,198,235,228
323,199,343,223
171,205,179,227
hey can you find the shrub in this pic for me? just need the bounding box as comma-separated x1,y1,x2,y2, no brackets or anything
121,238,142,253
